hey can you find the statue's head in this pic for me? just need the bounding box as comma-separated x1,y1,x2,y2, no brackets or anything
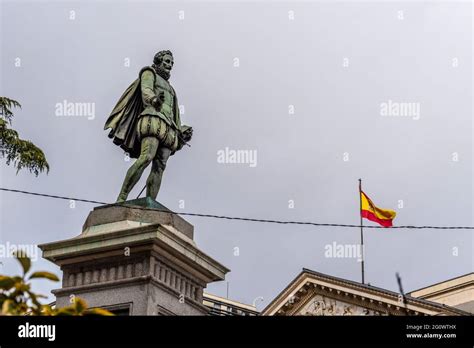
153,50,174,80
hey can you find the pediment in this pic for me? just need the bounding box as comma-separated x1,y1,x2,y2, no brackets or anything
263,270,464,316
298,293,387,316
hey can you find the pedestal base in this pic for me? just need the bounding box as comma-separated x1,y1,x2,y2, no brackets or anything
39,198,229,315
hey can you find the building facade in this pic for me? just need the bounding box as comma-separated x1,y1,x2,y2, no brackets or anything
203,293,258,316
262,269,471,316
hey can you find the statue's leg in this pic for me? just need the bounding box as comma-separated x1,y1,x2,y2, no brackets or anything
116,137,159,202
146,146,172,200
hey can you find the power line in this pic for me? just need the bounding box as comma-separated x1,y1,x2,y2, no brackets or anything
0,187,473,230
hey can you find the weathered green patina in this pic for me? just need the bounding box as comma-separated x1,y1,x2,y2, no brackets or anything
104,51,193,202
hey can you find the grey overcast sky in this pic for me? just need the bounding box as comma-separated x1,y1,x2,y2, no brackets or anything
0,0,472,310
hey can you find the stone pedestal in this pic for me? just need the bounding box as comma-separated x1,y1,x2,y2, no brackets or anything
39,198,229,315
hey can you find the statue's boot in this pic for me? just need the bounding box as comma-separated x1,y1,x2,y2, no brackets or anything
116,189,130,203
116,165,144,203
145,167,164,201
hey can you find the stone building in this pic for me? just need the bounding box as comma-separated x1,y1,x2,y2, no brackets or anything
407,273,473,314
203,293,258,316
262,268,472,316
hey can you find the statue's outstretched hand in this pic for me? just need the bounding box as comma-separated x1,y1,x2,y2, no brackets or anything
182,127,193,142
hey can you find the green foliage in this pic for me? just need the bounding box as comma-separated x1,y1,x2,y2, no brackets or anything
0,96,20,123
0,96,49,176
0,252,113,316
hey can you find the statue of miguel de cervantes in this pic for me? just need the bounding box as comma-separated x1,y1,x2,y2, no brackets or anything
104,50,193,203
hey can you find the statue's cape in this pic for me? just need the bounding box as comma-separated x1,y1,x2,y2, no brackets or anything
105,66,187,159
104,67,155,158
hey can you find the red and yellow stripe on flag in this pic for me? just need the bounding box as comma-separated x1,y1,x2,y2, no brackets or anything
360,191,396,227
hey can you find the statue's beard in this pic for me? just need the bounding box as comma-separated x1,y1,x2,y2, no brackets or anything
153,65,170,80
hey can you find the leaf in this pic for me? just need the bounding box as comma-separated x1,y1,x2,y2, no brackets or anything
40,305,54,316
54,307,76,316
14,252,31,274
84,308,114,316
73,298,87,313
14,282,29,292
0,276,15,290
26,290,41,308
28,272,59,282
1,299,16,314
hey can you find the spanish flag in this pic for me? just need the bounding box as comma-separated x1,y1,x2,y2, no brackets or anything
360,191,396,227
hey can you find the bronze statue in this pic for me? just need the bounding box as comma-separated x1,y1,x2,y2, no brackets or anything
104,50,192,202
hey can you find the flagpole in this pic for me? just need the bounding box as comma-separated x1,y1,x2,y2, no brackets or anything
359,178,365,284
